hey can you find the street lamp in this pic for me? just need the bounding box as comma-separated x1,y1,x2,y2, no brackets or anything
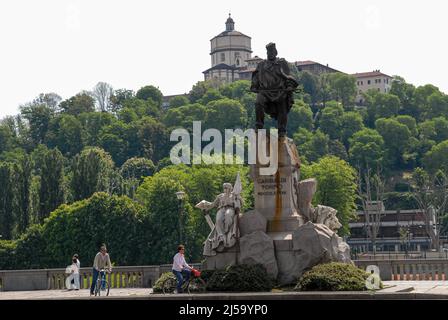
176,191,186,245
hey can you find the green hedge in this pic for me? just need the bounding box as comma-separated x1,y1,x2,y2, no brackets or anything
152,271,176,293
206,264,274,292
295,262,380,291
0,192,152,270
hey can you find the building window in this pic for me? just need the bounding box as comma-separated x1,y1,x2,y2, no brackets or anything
368,80,371,85
361,81,364,85
221,53,225,62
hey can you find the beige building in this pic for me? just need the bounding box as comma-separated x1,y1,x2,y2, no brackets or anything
352,70,392,104
295,60,341,75
203,14,253,83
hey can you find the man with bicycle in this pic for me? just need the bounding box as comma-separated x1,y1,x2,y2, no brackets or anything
172,244,193,293
90,244,112,296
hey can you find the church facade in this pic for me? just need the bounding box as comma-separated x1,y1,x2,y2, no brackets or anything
203,15,258,84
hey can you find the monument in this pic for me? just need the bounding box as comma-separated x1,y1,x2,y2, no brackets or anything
198,43,352,285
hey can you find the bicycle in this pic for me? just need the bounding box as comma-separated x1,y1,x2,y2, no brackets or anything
162,268,206,294
94,269,111,296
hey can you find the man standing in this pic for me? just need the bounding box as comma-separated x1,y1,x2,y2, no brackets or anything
90,244,112,296
250,42,299,137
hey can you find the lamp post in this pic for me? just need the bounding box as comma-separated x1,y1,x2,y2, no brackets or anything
176,191,186,245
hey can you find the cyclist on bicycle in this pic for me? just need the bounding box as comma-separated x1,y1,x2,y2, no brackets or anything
172,244,193,293
90,244,112,296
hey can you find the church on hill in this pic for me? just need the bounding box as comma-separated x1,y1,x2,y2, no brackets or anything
202,14,262,84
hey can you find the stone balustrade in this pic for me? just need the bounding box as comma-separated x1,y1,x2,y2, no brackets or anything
355,259,448,281
0,263,201,292
2,260,447,291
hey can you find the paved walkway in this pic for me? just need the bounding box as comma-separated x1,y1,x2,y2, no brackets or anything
2,281,448,299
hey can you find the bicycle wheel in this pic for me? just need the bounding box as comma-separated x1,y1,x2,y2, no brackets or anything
187,277,206,294
94,278,101,296
105,280,110,296
162,277,177,294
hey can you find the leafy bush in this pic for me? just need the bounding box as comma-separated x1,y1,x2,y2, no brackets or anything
295,262,380,291
152,271,176,293
206,264,274,292
199,269,216,283
0,240,16,269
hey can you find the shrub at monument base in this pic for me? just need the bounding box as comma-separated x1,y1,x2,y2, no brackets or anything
295,262,378,291
153,272,176,293
199,269,216,283
206,264,274,292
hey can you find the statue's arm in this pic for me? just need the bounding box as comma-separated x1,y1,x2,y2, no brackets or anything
250,64,261,92
280,59,299,89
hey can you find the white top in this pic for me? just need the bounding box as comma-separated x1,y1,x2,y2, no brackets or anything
71,262,79,274
172,253,191,272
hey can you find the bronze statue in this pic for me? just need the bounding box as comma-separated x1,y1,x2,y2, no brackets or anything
250,43,299,137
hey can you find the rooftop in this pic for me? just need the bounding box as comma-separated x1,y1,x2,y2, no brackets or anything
352,70,392,78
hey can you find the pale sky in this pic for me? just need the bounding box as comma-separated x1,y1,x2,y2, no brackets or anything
0,0,447,118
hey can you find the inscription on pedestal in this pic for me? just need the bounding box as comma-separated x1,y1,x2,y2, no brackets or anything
257,177,287,196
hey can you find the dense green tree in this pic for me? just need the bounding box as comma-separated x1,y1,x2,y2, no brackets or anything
120,157,155,182
341,111,364,147
301,156,358,235
117,107,138,123
327,73,357,107
20,104,54,145
163,103,207,131
413,84,440,120
423,140,448,174
293,128,329,163
109,89,135,112
5,193,148,269
365,92,400,125
78,111,115,146
198,88,224,105
287,100,313,133
328,139,348,161
220,80,251,100
375,118,411,167
348,128,384,169
137,117,170,163
0,124,13,154
71,147,115,201
135,85,163,107
39,148,65,223
137,176,191,263
188,81,215,103
46,114,85,156
59,92,95,115
395,115,418,137
298,71,319,106
427,92,448,119
318,102,344,139
14,155,33,234
31,93,62,112
390,76,416,116
122,97,160,118
169,95,189,108
0,162,15,240
205,98,247,131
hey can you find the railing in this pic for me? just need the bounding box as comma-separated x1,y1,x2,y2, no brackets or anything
0,263,201,292
355,259,448,281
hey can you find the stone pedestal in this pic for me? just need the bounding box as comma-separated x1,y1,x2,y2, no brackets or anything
250,136,304,233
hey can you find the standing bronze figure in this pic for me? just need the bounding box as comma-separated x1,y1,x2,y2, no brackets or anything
250,43,299,137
